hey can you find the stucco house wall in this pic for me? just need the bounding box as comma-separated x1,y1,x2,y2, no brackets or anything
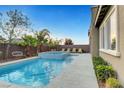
89,5,124,85
89,6,99,57
99,5,124,85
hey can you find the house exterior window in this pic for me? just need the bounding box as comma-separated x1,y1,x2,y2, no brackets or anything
104,18,110,49
99,6,120,56
100,27,104,49
100,17,113,50
110,9,117,50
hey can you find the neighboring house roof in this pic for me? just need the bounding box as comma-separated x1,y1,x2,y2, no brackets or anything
94,5,112,28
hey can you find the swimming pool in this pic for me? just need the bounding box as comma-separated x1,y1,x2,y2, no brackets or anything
38,51,70,60
0,52,73,87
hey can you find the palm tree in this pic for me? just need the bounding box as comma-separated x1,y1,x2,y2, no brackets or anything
36,29,50,52
20,35,38,57
22,35,38,47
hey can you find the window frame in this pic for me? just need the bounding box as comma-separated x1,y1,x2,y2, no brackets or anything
99,6,120,57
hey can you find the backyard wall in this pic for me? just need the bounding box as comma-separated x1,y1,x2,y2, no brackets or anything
58,45,90,53
99,6,124,86
0,44,26,61
0,44,89,63
0,44,50,62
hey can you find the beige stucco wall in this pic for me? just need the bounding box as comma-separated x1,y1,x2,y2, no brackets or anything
89,6,99,57
90,28,99,57
99,5,124,85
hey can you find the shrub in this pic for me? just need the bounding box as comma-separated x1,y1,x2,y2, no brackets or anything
96,65,116,81
106,78,122,88
93,57,108,68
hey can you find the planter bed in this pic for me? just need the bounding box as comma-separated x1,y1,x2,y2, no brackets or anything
92,57,122,88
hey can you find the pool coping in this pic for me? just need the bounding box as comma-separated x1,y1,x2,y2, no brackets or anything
0,56,38,67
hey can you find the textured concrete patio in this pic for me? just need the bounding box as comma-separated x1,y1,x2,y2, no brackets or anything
47,54,98,88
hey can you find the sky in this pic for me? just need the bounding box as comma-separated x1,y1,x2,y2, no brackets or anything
0,5,91,44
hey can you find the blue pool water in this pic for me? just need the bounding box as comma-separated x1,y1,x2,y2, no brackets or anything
0,56,73,87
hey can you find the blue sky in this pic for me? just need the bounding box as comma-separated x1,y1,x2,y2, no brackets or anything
0,5,91,44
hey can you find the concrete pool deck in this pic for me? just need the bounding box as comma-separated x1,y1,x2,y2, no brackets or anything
0,54,98,88
47,54,98,88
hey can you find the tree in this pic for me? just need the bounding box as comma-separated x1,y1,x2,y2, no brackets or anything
48,38,61,50
64,38,73,45
17,29,50,55
35,29,50,52
0,9,30,59
21,35,38,47
36,29,50,45
17,35,38,57
0,35,6,43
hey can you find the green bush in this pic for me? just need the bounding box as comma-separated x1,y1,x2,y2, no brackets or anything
106,78,122,88
96,65,116,81
93,57,108,68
